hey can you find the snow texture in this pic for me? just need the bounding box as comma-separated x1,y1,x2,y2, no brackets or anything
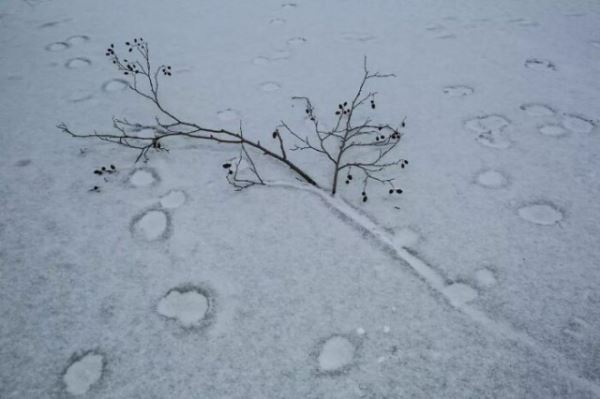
1,0,600,398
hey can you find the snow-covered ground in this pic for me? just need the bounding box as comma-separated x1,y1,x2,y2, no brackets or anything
1,0,600,397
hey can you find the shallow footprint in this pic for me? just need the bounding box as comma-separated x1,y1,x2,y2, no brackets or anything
63,351,104,396
474,268,497,288
259,81,281,92
160,190,186,209
318,335,356,374
443,85,474,97
539,124,568,137
45,42,69,51
465,115,510,133
101,79,128,93
157,286,212,328
287,37,307,46
129,168,158,187
475,170,508,188
65,57,91,69
520,103,555,117
131,209,169,241
66,35,90,45
525,58,556,71
562,115,594,133
517,203,563,225
443,282,478,306
269,18,286,25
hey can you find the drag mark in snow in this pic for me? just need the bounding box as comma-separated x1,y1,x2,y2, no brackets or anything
517,202,563,225
65,57,91,69
562,114,595,133
315,335,357,375
157,285,214,329
443,85,474,97
101,79,128,93
520,103,555,117
45,42,69,51
62,351,104,396
525,58,557,71
131,209,170,241
475,170,508,188
268,181,600,396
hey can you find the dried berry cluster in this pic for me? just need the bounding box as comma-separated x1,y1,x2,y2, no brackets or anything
93,164,116,176
222,162,234,175
335,102,349,116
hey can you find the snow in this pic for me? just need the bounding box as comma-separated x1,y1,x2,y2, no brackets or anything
2,0,600,397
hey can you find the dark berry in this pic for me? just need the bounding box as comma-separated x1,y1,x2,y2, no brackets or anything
222,163,231,169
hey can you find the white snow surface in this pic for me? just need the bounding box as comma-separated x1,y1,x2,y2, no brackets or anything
1,0,600,398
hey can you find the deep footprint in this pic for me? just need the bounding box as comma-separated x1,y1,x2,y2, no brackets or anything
157,285,213,328
317,335,356,374
518,203,563,225
63,351,104,396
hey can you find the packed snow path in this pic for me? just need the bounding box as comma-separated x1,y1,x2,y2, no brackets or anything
1,0,600,397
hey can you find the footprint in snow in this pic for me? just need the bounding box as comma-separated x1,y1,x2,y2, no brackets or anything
45,41,69,52
475,169,508,189
131,208,170,242
128,167,159,187
517,202,563,225
269,18,286,25
465,115,512,149
562,114,595,133
443,282,478,306
101,78,128,93
62,351,105,396
157,285,215,329
525,58,557,71
539,124,569,137
287,37,307,46
160,190,186,209
443,85,474,97
217,108,241,122
65,57,91,69
474,268,497,288
315,334,357,375
65,35,90,45
66,88,94,103
259,81,281,92
520,103,555,117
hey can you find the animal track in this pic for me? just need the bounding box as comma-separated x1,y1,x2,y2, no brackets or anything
160,190,186,209
216,108,241,122
157,285,214,328
517,202,563,225
45,42,69,52
317,335,356,374
62,351,104,395
129,168,158,187
443,85,474,97
65,35,90,45
65,57,91,69
101,79,128,93
475,170,508,188
562,115,594,133
520,103,555,117
131,209,170,241
539,124,568,137
340,32,378,42
525,58,557,71
287,37,307,46
465,115,512,149
269,18,286,25
443,282,478,306
259,81,281,92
